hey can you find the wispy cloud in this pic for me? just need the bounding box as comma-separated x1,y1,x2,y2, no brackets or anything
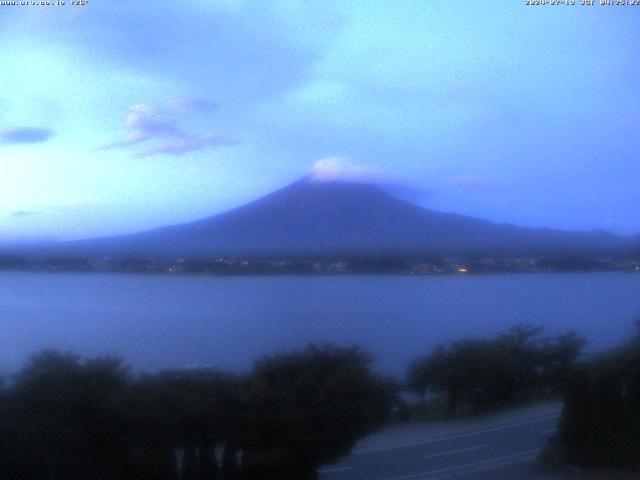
310,157,389,183
135,133,238,158
1,127,53,145
100,98,237,157
102,105,180,149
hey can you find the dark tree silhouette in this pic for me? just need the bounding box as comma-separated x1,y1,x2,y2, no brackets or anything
550,324,640,471
128,368,240,480
239,345,395,479
0,345,393,479
408,325,584,415
540,331,586,395
7,351,134,480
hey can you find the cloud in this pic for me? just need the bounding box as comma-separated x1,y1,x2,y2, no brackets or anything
10,210,42,218
309,157,388,183
103,104,181,148
135,133,239,158
1,127,53,145
100,99,237,157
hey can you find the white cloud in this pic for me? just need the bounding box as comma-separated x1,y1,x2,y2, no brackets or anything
309,157,387,183
100,99,237,157
123,104,180,146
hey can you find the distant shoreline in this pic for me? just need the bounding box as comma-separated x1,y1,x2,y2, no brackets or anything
1,253,638,277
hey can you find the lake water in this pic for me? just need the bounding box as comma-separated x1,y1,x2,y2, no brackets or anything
1,272,639,376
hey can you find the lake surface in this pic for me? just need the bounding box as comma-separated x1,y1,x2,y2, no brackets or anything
1,272,639,376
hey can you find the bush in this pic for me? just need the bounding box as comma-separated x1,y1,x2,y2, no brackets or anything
552,328,640,470
240,345,396,479
0,345,395,480
407,325,584,415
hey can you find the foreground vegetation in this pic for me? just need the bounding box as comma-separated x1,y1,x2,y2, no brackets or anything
544,323,640,472
408,323,640,475
3,322,637,479
0,345,394,480
407,324,585,416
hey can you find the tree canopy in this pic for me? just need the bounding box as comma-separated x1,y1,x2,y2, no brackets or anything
407,325,585,415
549,324,640,471
0,345,395,480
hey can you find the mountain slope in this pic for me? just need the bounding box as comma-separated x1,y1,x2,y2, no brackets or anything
61,178,636,258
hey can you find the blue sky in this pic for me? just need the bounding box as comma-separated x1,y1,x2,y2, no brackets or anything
1,1,639,241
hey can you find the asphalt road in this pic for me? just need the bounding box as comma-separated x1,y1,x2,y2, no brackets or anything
319,403,562,480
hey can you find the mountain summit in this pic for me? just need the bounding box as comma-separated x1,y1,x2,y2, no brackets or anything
61,177,635,258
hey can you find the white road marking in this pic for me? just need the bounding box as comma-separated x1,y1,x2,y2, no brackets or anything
382,449,540,480
422,444,487,460
427,452,540,480
318,466,352,474
355,413,560,454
